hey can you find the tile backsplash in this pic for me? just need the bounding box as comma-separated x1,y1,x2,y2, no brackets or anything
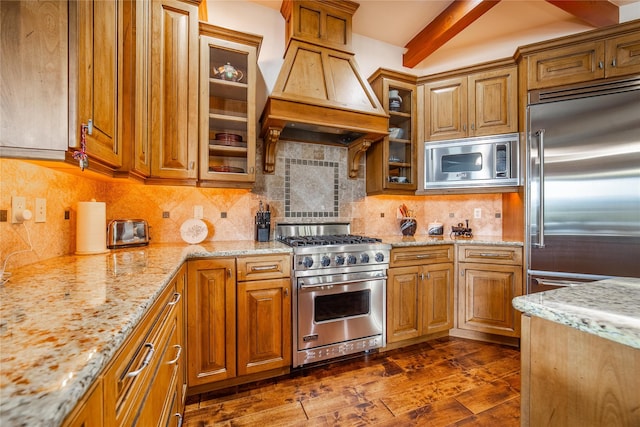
1,141,502,270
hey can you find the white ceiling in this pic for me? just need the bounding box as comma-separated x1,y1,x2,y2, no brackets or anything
248,0,640,69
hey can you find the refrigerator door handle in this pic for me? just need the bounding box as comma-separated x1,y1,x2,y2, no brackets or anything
534,129,546,248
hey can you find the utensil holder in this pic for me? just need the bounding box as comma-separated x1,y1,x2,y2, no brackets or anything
400,218,417,236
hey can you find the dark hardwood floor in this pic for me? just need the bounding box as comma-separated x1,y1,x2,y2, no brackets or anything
183,337,521,426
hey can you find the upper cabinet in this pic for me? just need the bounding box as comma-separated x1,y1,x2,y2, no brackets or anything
147,0,200,184
367,69,418,195
0,1,68,160
198,24,262,188
522,28,640,90
72,0,123,169
422,62,518,142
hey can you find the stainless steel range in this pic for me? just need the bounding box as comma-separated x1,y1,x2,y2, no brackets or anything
276,223,390,368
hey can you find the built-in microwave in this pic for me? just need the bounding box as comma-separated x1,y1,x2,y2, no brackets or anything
424,133,520,189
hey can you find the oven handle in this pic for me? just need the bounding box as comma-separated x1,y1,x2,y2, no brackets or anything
299,276,387,289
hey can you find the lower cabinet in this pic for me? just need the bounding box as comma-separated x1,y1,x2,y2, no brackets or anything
387,246,454,345
69,264,186,427
186,254,291,393
456,245,523,338
63,380,103,427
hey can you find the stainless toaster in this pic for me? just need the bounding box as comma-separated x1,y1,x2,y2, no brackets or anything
107,219,150,249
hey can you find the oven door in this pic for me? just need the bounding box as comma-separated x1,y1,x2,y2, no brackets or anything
296,272,385,350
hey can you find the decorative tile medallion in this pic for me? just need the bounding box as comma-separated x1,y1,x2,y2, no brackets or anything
285,158,339,218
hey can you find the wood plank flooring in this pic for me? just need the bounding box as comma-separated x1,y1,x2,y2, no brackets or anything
183,337,521,426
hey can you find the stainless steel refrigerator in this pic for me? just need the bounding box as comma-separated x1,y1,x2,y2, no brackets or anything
527,77,640,293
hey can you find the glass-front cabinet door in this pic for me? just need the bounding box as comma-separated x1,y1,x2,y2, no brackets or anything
199,24,262,187
367,69,418,195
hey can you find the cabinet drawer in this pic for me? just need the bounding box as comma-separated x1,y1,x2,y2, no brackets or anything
237,254,291,281
103,283,182,425
457,245,522,265
390,245,453,267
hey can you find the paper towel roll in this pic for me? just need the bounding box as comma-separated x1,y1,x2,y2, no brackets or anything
76,200,108,255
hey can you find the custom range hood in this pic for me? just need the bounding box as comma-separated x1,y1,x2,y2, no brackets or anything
260,0,389,178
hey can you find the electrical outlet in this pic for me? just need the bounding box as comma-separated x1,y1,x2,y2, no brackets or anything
11,196,26,223
380,213,384,218
35,198,46,223
474,208,481,219
0,210,7,222
194,205,204,219
162,211,170,218
221,212,227,218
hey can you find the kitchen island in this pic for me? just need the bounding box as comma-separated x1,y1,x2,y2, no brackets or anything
513,278,640,426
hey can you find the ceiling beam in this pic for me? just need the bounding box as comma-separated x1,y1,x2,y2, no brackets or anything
545,1,619,28
403,0,501,68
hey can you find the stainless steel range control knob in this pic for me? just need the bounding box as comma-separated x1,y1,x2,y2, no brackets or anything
335,255,345,265
302,257,314,268
360,253,370,263
321,255,331,267
375,252,385,262
347,255,357,264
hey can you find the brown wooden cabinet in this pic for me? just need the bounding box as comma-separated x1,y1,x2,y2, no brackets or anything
72,0,123,168
423,64,517,141
0,1,69,160
387,246,454,346
367,69,418,194
456,245,523,338
101,265,185,426
525,29,640,89
62,380,103,427
147,0,199,183
199,24,262,187
237,255,291,375
187,254,291,393
186,258,236,387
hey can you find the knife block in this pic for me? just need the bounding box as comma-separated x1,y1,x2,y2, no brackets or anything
255,224,270,242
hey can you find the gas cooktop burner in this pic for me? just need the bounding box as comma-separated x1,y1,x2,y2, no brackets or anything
279,234,382,247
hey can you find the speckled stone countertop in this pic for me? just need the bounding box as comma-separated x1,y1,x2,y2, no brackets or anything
380,234,524,247
512,277,640,350
0,236,522,426
0,241,291,427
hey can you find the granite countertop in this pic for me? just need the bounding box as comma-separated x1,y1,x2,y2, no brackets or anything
0,241,291,427
0,236,522,426
512,277,640,350
380,234,524,247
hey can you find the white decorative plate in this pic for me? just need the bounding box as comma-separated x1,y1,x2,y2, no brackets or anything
180,218,208,244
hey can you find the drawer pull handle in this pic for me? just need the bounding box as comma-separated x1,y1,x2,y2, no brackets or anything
175,413,183,427
168,345,182,365
251,264,279,272
284,288,289,297
475,252,510,258
167,292,181,307
125,343,155,378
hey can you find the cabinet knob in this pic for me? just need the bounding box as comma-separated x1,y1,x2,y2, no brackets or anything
611,58,617,67
471,123,475,131
599,61,604,69
284,288,289,297
463,124,467,131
